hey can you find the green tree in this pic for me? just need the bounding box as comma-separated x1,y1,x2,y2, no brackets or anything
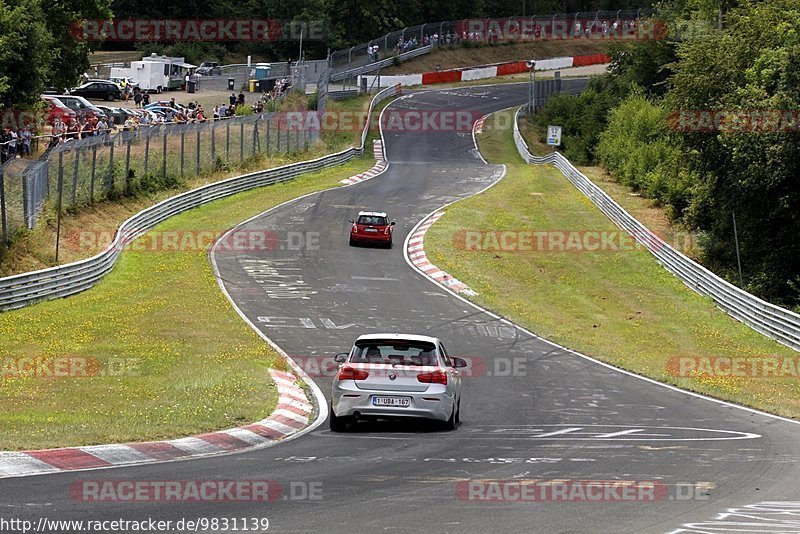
0,0,53,107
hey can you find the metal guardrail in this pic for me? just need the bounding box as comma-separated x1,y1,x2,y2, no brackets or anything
0,85,401,312
512,107,800,352
330,46,433,82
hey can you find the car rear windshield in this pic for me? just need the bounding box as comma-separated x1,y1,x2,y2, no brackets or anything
351,341,437,366
357,215,387,226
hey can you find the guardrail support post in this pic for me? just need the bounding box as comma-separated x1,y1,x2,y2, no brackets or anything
266,118,271,156
107,140,115,192
240,122,245,162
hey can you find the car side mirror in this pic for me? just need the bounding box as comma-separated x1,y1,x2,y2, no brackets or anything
349,219,354,223
334,352,348,363
451,357,467,368
391,221,396,226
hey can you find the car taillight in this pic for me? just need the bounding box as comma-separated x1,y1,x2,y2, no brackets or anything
338,366,369,380
351,225,358,234
417,370,447,385
384,227,390,234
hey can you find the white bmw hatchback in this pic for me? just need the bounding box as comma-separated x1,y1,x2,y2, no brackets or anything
329,333,466,431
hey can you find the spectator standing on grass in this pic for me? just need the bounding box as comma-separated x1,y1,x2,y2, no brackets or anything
142,92,150,106
229,93,237,106
237,92,245,106
219,103,227,118
96,116,108,136
134,89,143,108
52,116,65,141
213,105,220,120
7,128,17,158
20,128,31,156
67,119,81,140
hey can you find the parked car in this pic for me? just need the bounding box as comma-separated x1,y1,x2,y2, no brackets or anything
329,333,466,431
195,62,222,76
50,95,105,120
349,211,396,247
42,96,77,127
69,81,122,101
96,105,129,125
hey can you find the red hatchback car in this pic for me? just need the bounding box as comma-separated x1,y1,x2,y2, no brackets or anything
349,211,396,248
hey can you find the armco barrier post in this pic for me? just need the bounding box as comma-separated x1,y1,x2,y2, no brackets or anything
240,122,244,162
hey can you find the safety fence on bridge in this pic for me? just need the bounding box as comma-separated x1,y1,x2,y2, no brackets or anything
512,106,800,352
328,9,651,75
0,85,400,312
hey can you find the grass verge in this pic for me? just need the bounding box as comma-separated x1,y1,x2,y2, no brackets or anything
0,96,391,450
424,108,800,419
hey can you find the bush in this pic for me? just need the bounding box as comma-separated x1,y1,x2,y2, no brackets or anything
533,76,621,165
596,93,695,219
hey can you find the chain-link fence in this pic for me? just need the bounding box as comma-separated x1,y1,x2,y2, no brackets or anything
0,114,319,246
328,10,652,73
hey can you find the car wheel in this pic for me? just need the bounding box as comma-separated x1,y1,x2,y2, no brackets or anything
455,400,461,425
443,404,457,431
386,237,393,249
349,237,356,246
329,407,349,432
105,93,114,101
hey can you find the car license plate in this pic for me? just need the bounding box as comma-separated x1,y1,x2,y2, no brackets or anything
364,228,378,233
372,396,411,407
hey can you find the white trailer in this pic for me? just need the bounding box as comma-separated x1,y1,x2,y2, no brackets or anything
110,54,196,93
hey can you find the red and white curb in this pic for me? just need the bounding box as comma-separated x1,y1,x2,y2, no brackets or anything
0,369,312,478
407,211,477,296
340,139,387,185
